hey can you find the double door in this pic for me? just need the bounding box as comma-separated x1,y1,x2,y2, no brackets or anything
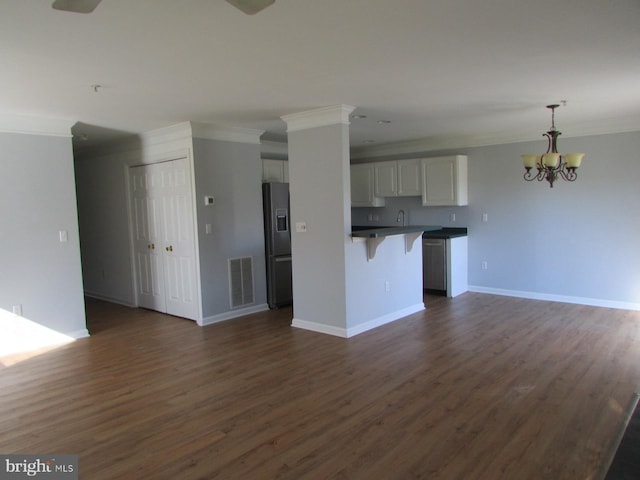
130,158,199,320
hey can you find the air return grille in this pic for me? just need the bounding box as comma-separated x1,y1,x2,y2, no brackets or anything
228,256,254,308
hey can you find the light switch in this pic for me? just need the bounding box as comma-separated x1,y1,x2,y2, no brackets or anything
59,230,68,242
205,224,212,234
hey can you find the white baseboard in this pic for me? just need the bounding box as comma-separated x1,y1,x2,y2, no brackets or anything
200,303,269,326
291,319,348,338
468,285,640,311
292,303,426,338
84,291,136,308
66,328,90,339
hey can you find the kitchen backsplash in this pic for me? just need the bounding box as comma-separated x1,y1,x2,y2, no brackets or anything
351,196,469,227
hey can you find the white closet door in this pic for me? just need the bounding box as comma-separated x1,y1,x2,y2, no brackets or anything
130,158,199,321
131,163,166,312
159,158,198,320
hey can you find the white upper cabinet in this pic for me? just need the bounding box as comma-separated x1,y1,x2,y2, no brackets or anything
397,158,422,196
421,155,468,206
351,163,385,207
374,161,398,197
262,159,289,183
374,159,422,197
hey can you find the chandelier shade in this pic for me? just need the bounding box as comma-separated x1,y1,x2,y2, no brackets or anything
522,104,584,188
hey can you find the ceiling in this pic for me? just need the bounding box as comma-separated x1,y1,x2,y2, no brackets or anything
2,0,639,151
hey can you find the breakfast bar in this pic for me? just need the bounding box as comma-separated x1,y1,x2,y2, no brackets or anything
351,225,442,261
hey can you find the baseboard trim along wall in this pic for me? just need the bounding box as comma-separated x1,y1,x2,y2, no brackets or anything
66,328,90,339
201,303,270,327
84,291,136,308
292,303,426,338
468,286,640,312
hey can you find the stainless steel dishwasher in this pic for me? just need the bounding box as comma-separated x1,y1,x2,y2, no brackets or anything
423,238,446,292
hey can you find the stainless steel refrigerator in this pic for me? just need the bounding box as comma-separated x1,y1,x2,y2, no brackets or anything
262,182,293,308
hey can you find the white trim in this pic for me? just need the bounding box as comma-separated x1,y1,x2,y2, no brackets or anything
292,303,426,338
138,122,193,147
191,122,264,144
66,328,90,339
84,291,136,308
0,113,74,138
200,303,269,327
346,303,425,337
291,318,348,338
350,125,640,160
282,105,356,132
468,285,640,311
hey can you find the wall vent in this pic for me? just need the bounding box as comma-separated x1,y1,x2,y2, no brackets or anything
228,256,254,308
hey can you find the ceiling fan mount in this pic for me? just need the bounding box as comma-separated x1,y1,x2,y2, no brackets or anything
52,0,275,15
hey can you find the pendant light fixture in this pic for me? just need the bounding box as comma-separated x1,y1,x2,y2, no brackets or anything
521,104,584,188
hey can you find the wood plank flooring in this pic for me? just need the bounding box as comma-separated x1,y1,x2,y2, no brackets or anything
1,293,639,479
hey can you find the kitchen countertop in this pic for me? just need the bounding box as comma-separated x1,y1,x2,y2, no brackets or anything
351,225,442,238
422,227,468,239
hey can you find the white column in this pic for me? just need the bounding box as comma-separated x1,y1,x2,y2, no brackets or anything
281,105,355,336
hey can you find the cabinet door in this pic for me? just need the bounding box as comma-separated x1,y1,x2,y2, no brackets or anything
351,164,384,207
262,159,284,183
422,156,468,206
397,158,422,196
374,161,398,197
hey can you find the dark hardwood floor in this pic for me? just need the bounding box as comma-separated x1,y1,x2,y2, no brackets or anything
1,293,639,479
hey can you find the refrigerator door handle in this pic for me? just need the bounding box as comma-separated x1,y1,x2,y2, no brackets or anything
274,255,292,262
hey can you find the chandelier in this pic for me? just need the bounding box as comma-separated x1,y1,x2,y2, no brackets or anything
521,104,585,188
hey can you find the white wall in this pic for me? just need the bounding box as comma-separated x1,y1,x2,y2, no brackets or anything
0,132,87,337
192,137,267,320
352,130,640,309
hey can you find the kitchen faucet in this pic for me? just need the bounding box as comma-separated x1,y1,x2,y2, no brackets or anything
396,209,406,226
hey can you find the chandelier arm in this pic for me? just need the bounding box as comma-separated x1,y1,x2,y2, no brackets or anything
558,165,578,182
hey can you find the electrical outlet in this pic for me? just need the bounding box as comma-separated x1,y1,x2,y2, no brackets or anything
295,222,307,233
13,304,23,316
450,213,456,222
481,260,488,270
384,280,391,292
482,213,489,223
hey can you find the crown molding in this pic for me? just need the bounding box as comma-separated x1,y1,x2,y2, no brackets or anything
282,105,356,132
350,122,640,160
0,113,74,138
190,122,264,144
138,122,193,147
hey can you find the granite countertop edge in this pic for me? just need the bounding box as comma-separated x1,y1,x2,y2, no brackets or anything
351,226,468,239
351,225,442,238
422,227,468,239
